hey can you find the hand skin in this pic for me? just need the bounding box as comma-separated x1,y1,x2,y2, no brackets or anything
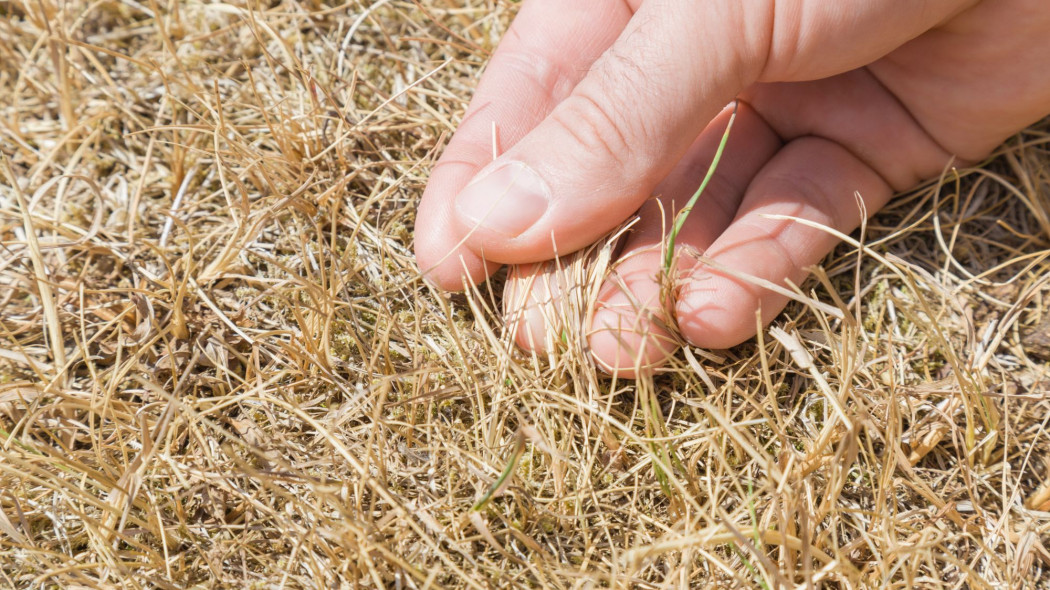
414,0,1050,377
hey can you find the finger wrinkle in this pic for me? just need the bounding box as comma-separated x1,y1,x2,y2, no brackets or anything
490,49,578,107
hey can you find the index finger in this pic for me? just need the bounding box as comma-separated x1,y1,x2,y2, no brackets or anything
414,0,634,289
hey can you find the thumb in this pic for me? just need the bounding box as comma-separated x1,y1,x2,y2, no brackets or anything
451,1,768,264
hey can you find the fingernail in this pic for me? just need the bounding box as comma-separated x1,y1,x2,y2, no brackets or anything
454,161,550,237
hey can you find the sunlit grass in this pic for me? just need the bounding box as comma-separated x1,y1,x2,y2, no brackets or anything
0,1,1049,587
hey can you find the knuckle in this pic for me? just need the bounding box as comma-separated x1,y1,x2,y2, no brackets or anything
759,168,848,232
737,217,806,273
594,41,667,112
551,91,635,172
490,49,576,105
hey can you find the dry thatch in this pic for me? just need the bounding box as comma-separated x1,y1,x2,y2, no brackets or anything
1,1,1050,587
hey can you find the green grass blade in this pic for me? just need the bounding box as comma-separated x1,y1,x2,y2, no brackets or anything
664,104,739,271
471,430,526,512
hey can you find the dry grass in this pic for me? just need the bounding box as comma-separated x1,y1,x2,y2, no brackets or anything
1,1,1050,587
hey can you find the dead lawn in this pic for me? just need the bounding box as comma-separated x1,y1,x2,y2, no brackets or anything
1,1,1050,587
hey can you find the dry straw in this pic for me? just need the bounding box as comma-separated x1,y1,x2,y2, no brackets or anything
1,0,1049,588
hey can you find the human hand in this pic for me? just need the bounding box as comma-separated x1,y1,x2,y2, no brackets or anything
414,0,1050,377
